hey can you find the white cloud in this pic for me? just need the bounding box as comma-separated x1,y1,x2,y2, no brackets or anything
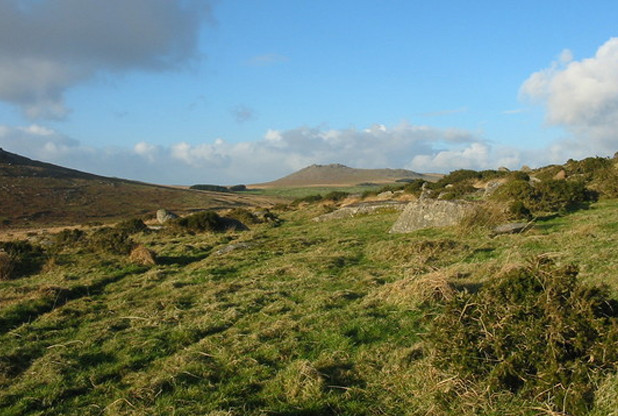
2,122,515,184
520,38,618,158
0,0,212,119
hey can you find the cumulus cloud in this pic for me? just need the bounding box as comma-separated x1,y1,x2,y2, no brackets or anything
0,0,211,119
1,122,519,184
520,38,618,158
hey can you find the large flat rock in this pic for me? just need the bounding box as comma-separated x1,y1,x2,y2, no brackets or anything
389,199,476,233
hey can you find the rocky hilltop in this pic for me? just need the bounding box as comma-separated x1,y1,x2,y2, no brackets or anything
255,163,441,187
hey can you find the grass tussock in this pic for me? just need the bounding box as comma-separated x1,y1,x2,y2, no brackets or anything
367,270,454,308
129,244,157,266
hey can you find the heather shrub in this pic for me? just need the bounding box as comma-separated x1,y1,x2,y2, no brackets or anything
429,261,618,414
88,228,134,255
0,250,13,280
323,191,350,202
115,218,148,234
52,228,86,249
225,208,260,225
491,178,596,214
174,211,227,233
403,179,425,196
0,240,45,278
507,200,532,220
534,179,597,213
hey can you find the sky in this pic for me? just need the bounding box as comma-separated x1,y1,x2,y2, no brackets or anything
1,0,618,185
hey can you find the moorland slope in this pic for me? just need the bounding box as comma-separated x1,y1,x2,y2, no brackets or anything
0,155,617,415
0,149,278,229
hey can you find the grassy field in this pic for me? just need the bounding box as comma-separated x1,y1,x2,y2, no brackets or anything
0,198,617,415
242,185,385,199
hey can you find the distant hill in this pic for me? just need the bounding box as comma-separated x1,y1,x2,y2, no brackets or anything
254,163,441,188
0,148,277,229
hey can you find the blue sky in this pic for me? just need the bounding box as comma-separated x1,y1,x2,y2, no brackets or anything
1,0,618,184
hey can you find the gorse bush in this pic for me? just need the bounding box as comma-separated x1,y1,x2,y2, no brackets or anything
403,179,425,196
225,208,260,225
323,191,350,202
174,211,227,233
491,178,597,214
115,218,148,234
292,194,323,205
429,261,618,414
52,228,85,248
88,228,134,255
0,240,44,278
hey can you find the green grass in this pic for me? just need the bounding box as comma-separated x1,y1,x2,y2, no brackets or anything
0,199,617,415
242,185,382,199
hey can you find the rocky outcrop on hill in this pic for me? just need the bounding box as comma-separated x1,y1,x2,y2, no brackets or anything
389,199,476,233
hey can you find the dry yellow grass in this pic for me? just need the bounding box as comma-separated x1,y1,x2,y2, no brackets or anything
129,245,157,266
366,270,454,308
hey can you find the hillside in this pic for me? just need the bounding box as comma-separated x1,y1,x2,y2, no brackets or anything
253,163,441,187
0,148,278,229
0,155,616,415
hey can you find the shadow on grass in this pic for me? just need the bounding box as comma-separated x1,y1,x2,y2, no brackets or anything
156,253,209,266
0,267,144,335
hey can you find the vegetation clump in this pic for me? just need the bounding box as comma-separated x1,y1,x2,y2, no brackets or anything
174,211,228,233
429,260,618,414
492,178,597,214
0,240,44,278
0,250,13,280
225,208,260,225
189,184,230,192
115,218,148,234
52,228,85,249
88,227,134,255
129,244,157,266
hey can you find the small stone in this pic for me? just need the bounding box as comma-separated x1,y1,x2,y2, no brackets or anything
156,209,178,224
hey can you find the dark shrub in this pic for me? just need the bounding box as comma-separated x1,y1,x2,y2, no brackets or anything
190,184,229,192
429,261,618,414
53,228,86,248
438,183,478,200
593,166,618,198
115,218,148,234
508,200,532,220
508,171,530,182
174,211,227,233
323,191,350,202
534,179,597,213
491,179,536,203
0,240,45,278
436,169,481,186
360,190,377,200
566,156,613,177
88,228,134,255
292,194,323,205
403,179,425,196
228,184,247,192
225,208,260,225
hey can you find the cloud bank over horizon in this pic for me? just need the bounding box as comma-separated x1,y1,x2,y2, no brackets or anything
0,0,211,119
1,122,512,184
